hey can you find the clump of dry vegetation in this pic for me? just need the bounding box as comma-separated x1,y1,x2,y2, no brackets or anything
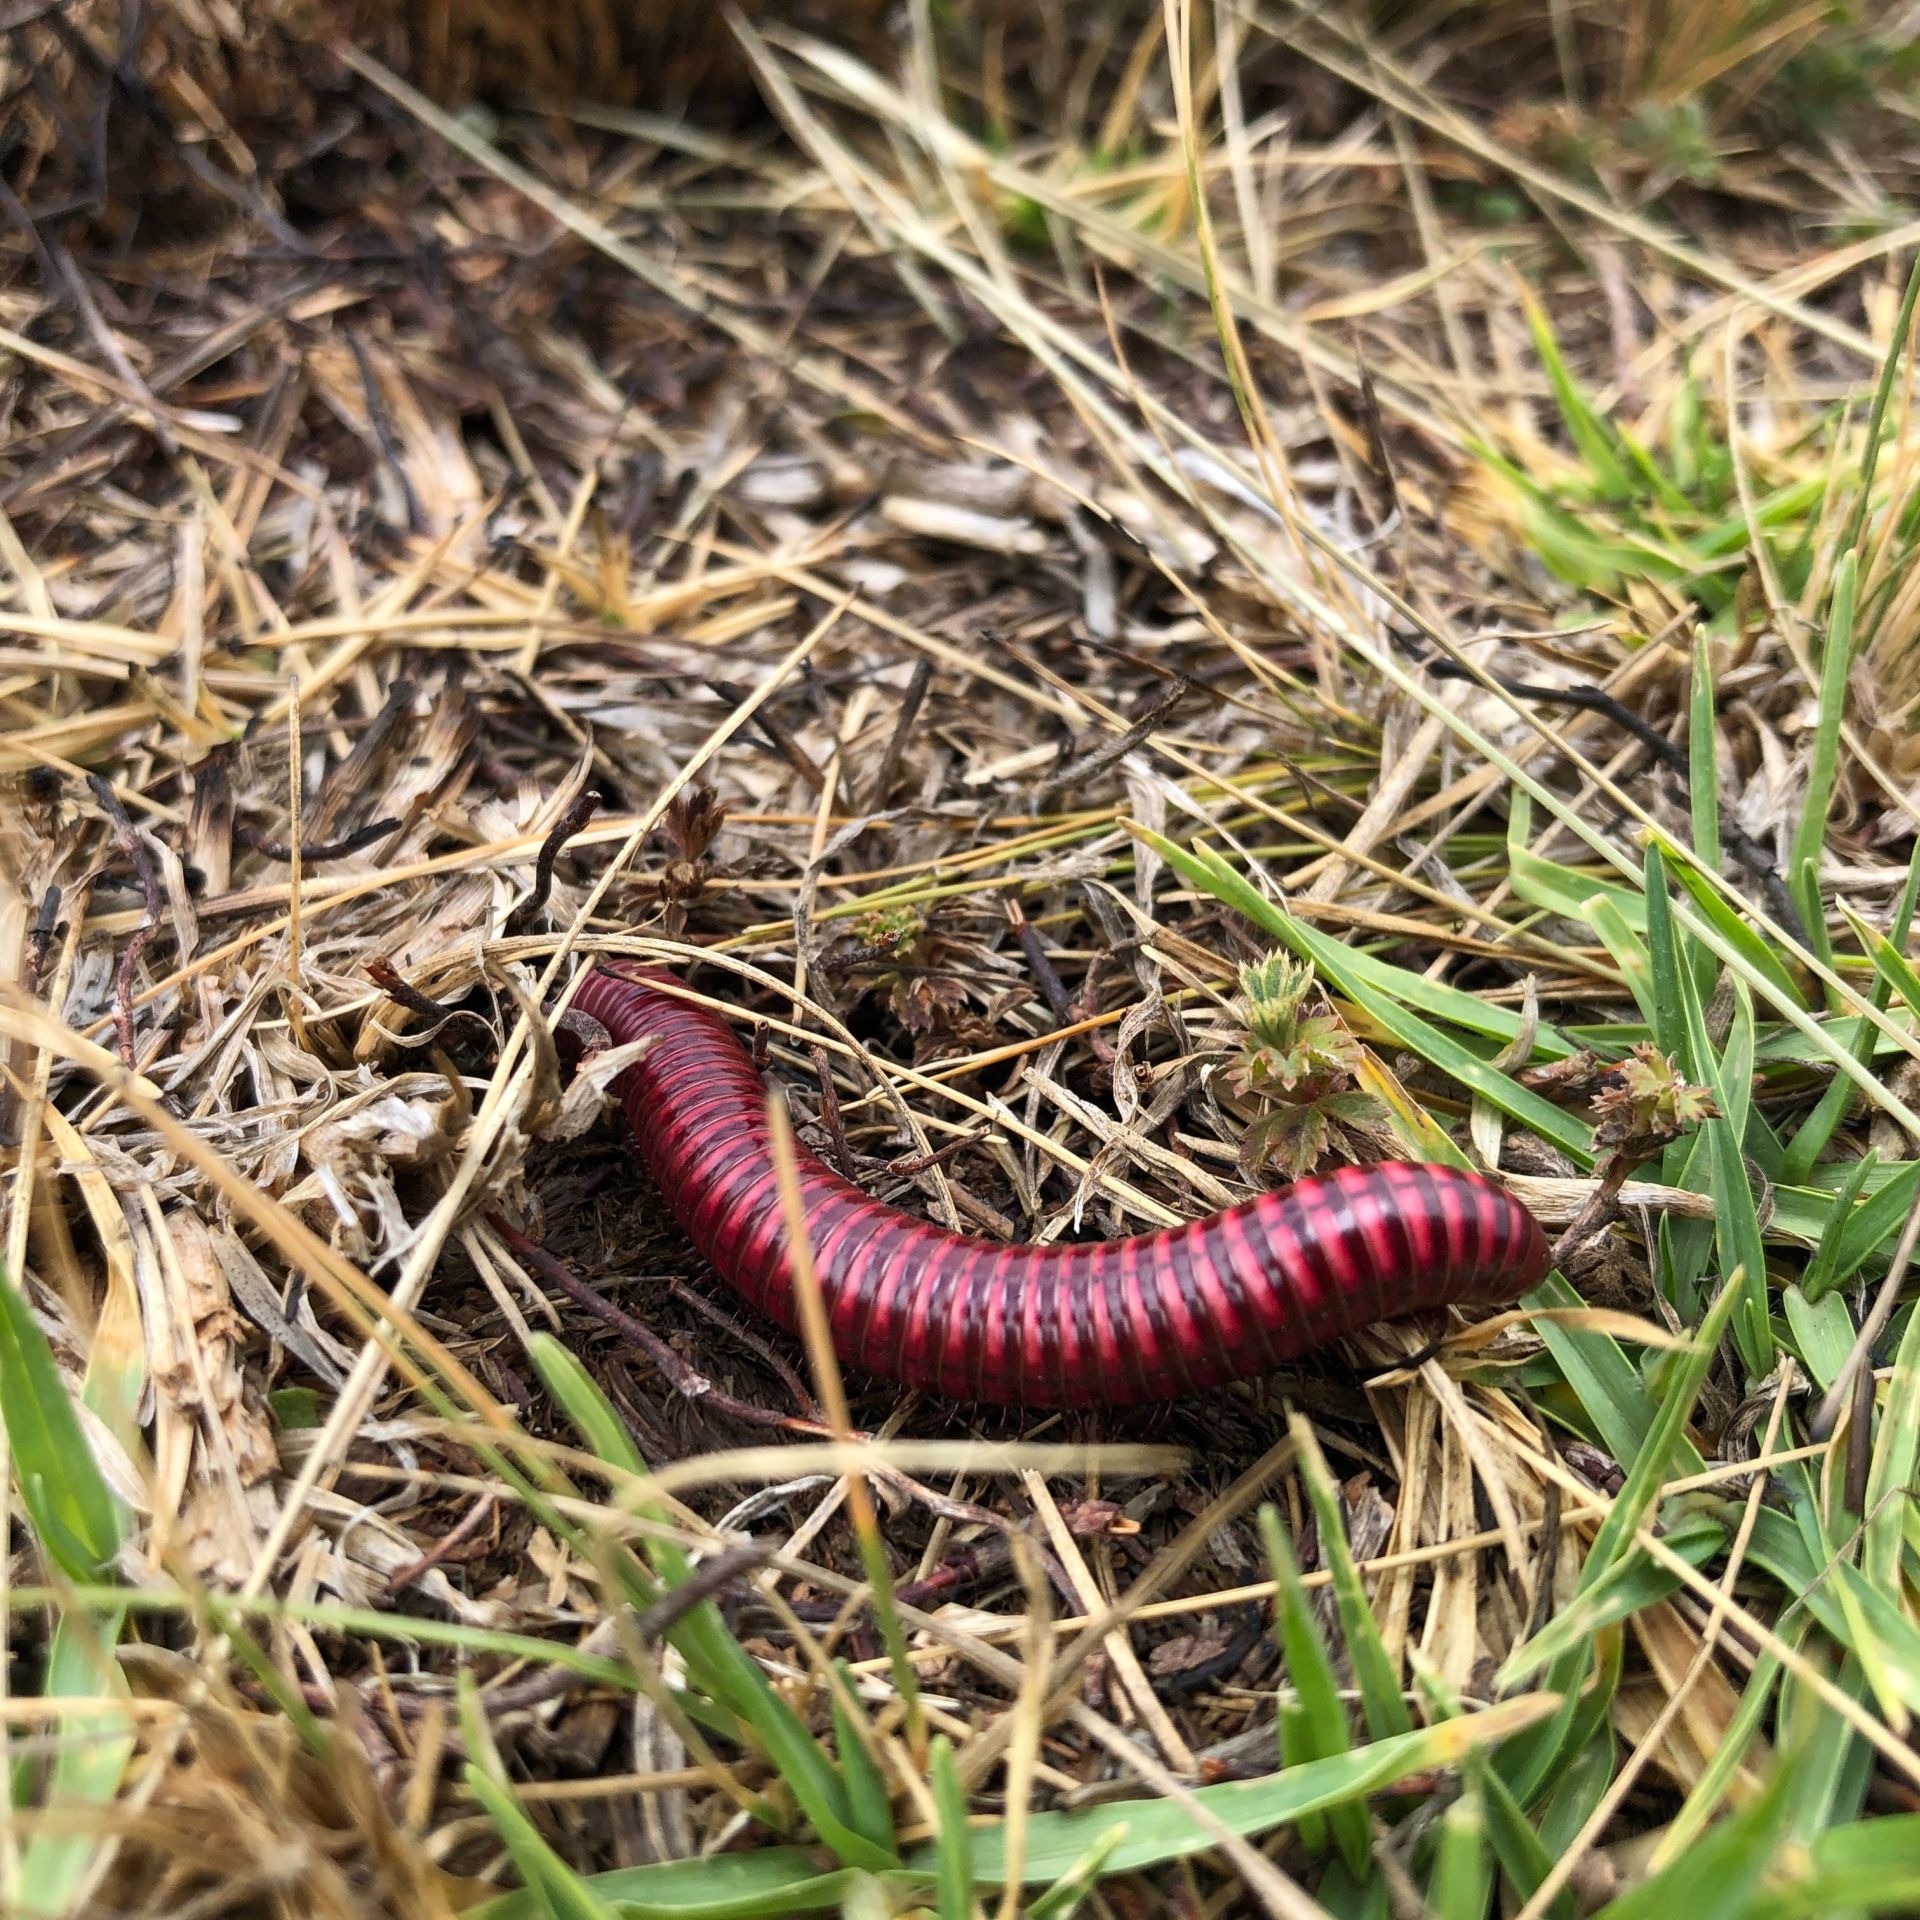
4,1,1920,1916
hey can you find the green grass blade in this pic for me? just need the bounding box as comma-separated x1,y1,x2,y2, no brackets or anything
1427,1786,1494,1920
529,1332,647,1476
1024,1828,1128,1920
17,1606,133,1920
1784,1283,1858,1392
1536,1727,1615,1860
1503,1276,1744,1690
1837,250,1920,562
1799,1153,1880,1305
1807,1161,1920,1302
1522,1272,1677,1467
1494,1616,1623,1814
929,1735,974,1920
1649,1643,1789,1872
1863,1280,1920,1593
1260,1503,1369,1875
1591,1750,1792,1920
476,1850,872,1920
1673,959,1772,1375
485,1709,1569,1909
1496,1509,1723,1678
0,1268,125,1582
1786,550,1858,895
1742,1813,1920,1920
466,1763,625,1920
1663,848,1808,1015
1289,1417,1412,1740
1785,837,1920,1180
1141,827,1576,1056
1779,1658,1874,1848
918,1697,1559,1886
1687,650,1722,875
1509,793,1648,933
1521,292,1636,501
1141,833,1593,1161
1465,1747,1572,1920
829,1662,896,1860
1838,898,1920,1022
1584,894,1657,1026
1642,842,1689,1061
1317,1855,1390,1919
530,1338,888,1869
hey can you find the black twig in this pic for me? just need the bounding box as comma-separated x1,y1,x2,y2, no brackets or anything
237,815,400,864
23,884,61,1002
867,658,933,808
487,1215,838,1440
508,791,601,932
365,959,493,1045
87,775,161,1072
1007,898,1075,1026
663,1277,824,1420
704,679,826,793
1420,654,1809,945
809,1044,856,1179
1035,684,1186,798
1148,1603,1269,1699
886,1127,993,1177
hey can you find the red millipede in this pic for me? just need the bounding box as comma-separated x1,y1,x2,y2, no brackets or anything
571,967,1550,1408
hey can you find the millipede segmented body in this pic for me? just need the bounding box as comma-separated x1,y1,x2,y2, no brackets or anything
571,967,1550,1408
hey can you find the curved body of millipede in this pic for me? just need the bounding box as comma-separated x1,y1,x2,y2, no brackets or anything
570,967,1550,1408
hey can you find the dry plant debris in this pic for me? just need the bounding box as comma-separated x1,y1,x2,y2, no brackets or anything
3,1,1920,1916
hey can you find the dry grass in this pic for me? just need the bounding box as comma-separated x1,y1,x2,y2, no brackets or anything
3,1,1920,1915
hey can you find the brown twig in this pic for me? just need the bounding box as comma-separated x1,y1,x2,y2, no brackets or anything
809,1043,856,1178
704,678,826,793
488,1215,839,1440
508,790,601,932
782,1499,1133,1624
866,657,933,808
885,1127,994,1177
663,1277,825,1420
384,1494,500,1594
237,816,401,863
1007,896,1076,1026
22,883,61,1002
87,774,162,1072
365,959,497,1046
1034,683,1186,798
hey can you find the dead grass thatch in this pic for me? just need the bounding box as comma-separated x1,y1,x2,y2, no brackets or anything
4,1,1920,1915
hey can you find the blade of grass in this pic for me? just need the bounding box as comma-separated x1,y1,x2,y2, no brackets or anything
1024,1828,1128,1920
1785,838,1920,1180
930,1735,975,1920
1426,1785,1494,1920
0,1269,124,1582
766,1093,927,1769
1798,1153,1880,1305
1503,1275,1745,1692
1260,1503,1370,1876
1142,832,1592,1160
1836,250,1920,562
829,1661,896,1861
1288,1416,1411,1740
16,1607,133,1920
1673,957,1772,1374
1786,551,1858,919
529,1336,886,1865
465,1763,624,1920
1143,827,1576,1055
1862,1274,1920,1593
